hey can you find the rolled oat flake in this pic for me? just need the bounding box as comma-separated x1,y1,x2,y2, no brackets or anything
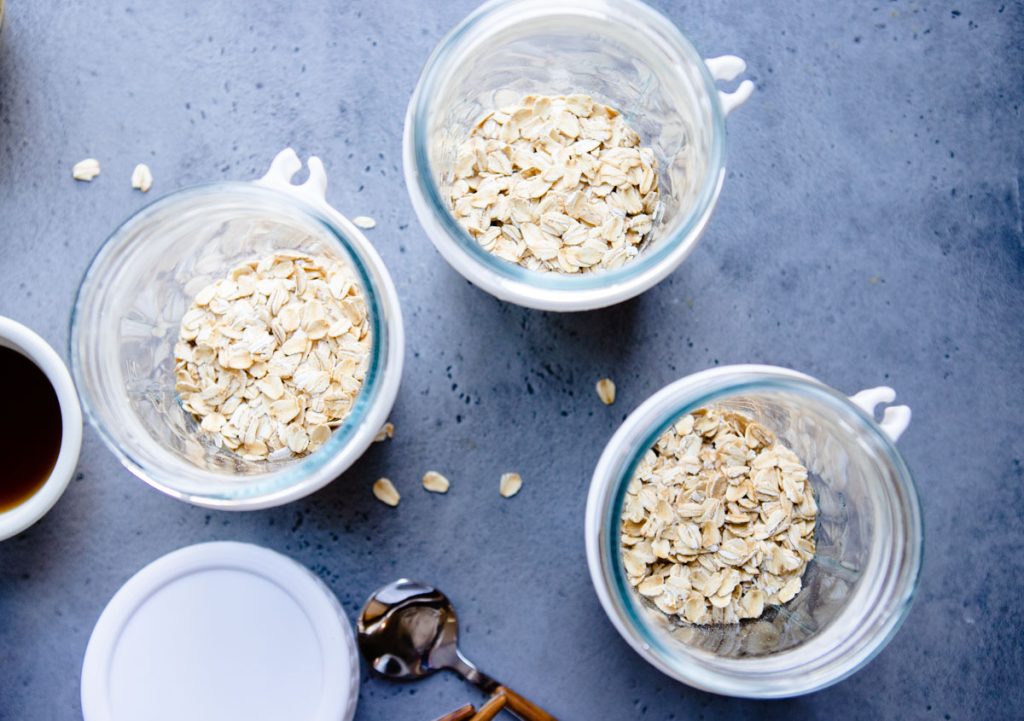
174,251,372,461
449,94,660,274
621,407,816,625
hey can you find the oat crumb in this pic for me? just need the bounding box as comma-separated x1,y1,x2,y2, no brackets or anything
596,378,616,405
499,472,523,498
422,471,450,494
131,163,153,192
372,477,400,507
72,158,101,182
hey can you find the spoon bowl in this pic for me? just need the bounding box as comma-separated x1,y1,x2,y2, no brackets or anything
358,579,558,721
358,579,463,681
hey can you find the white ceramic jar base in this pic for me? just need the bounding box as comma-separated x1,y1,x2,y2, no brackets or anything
81,542,359,721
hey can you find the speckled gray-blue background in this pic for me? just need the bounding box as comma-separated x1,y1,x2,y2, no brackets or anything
1,1,1022,719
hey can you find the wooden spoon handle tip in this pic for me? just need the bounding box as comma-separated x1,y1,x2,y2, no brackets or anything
469,693,507,721
496,686,558,721
431,703,477,721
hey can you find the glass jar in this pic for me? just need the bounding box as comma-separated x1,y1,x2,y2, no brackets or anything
404,0,754,311
71,150,405,510
584,365,922,697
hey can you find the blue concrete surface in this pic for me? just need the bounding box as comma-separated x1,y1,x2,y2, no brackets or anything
1,1,1022,719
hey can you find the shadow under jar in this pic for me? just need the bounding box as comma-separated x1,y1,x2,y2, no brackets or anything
404,0,753,311
71,151,404,510
585,365,922,698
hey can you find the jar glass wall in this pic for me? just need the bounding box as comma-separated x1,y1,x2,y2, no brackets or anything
585,366,922,697
72,182,403,509
405,0,745,310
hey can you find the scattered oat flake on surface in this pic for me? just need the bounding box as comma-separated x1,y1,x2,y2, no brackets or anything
499,472,522,498
374,422,394,442
131,163,153,192
372,477,400,507
353,215,376,229
422,471,450,494
596,378,616,405
72,158,101,181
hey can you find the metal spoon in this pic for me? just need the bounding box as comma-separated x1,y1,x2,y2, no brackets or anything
358,579,557,721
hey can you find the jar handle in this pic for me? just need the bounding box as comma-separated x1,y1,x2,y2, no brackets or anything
704,55,755,116
255,147,330,209
848,386,912,442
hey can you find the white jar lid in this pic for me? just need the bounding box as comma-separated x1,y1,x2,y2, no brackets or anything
81,542,359,721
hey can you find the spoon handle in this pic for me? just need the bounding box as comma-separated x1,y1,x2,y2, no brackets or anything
469,693,508,721
431,704,476,721
495,686,558,721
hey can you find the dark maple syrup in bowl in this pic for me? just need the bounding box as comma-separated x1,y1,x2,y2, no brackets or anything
0,346,63,512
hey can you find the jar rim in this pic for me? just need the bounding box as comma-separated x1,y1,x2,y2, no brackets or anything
70,182,402,509
404,0,729,309
585,366,923,697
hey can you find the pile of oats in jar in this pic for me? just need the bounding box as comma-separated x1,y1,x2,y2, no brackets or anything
174,251,372,461
449,94,660,273
621,408,817,626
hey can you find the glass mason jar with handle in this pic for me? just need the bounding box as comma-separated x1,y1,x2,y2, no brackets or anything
71,149,405,510
585,365,921,698
405,0,754,311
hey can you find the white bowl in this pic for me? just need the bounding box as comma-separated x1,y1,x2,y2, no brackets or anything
0,316,82,540
81,542,359,721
